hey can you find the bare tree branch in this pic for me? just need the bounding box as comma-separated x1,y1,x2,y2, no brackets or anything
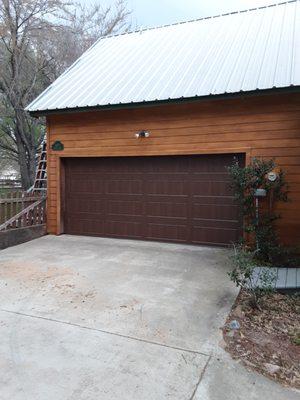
0,0,131,188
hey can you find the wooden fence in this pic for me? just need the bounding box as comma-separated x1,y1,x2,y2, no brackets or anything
0,191,46,231
0,179,22,190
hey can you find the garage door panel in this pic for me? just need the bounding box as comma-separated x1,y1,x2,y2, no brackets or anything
66,212,105,220
192,196,236,206
66,199,105,213
69,178,105,194
66,218,105,235
107,180,143,195
191,172,230,181
190,155,235,170
146,173,189,180
64,154,244,245
147,217,188,227
191,181,233,196
106,196,143,206
146,180,189,196
192,218,239,230
147,157,190,173
105,214,144,223
107,200,144,216
104,172,143,180
105,220,143,238
148,223,188,242
146,202,188,218
99,158,141,173
192,227,238,245
192,203,239,220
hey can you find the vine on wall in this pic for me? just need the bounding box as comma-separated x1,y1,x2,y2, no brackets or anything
228,158,296,266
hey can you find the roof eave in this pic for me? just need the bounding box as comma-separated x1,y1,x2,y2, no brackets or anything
27,86,300,118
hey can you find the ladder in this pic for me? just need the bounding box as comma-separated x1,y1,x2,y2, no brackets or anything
31,140,47,194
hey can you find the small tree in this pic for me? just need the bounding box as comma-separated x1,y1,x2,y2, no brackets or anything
227,158,296,308
228,158,289,265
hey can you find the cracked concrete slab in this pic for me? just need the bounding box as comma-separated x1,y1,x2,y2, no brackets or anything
194,351,300,400
0,235,236,354
0,235,298,399
0,310,209,400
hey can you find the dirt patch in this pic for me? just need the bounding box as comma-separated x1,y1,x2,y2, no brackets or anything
0,260,97,308
0,261,73,281
223,290,300,389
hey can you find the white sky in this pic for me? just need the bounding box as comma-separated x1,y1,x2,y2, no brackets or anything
96,0,279,28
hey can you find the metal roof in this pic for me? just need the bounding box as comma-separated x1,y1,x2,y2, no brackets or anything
26,1,300,115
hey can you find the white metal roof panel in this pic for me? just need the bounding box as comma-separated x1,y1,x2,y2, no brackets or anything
26,1,300,114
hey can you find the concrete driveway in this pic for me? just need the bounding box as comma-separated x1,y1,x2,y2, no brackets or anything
0,235,298,400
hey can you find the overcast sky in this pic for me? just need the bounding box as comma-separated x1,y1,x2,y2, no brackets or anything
100,0,278,28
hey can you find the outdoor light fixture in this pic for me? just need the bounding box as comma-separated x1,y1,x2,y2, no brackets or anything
135,130,150,138
254,188,267,197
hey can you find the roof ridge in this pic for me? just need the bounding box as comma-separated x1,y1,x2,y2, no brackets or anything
98,0,298,41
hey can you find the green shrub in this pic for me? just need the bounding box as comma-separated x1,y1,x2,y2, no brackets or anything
229,244,276,308
227,158,298,266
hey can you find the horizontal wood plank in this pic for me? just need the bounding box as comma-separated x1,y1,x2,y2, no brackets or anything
47,92,300,245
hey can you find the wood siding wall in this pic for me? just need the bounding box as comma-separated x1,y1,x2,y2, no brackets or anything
47,92,300,246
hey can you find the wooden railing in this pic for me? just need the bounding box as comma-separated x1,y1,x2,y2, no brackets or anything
0,179,22,190
0,191,46,231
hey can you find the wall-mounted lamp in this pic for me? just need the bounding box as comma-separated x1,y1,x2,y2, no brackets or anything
254,188,267,197
135,130,150,138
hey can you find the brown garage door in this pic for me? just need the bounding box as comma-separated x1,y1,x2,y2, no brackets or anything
64,154,244,245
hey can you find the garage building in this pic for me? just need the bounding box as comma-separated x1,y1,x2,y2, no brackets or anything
27,1,300,247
